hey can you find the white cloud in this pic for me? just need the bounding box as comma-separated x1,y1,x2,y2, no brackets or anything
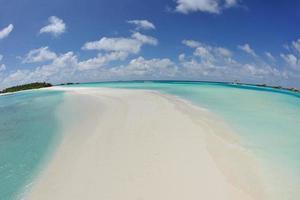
194,46,215,61
111,56,177,77
178,53,186,61
183,39,232,62
0,64,5,72
179,39,285,84
182,39,201,48
175,0,239,14
127,20,155,30
1,52,78,88
82,32,158,54
79,32,158,71
83,37,141,53
281,53,300,70
215,47,232,57
23,46,57,63
32,52,78,80
242,64,277,77
0,24,14,39
0,55,5,72
1,35,297,89
0,53,177,88
280,39,300,71
265,52,275,61
180,56,282,83
180,58,216,76
238,43,257,57
2,70,29,85
224,0,238,8
183,40,232,57
131,32,158,46
40,16,66,36
291,39,300,54
0,47,289,89
176,0,220,14
78,51,128,71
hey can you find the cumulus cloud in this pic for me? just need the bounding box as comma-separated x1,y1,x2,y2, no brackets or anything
131,32,158,45
82,32,158,54
224,0,238,8
1,52,79,88
242,63,280,77
178,53,186,61
174,0,239,14
281,53,300,70
280,39,300,71
0,46,287,89
23,47,57,63
0,53,177,88
0,55,5,72
179,39,285,84
83,37,141,53
182,39,201,48
78,51,128,71
32,52,78,80
39,16,66,36
238,43,257,57
265,52,275,61
193,46,215,61
0,24,161,87
1,70,29,86
1,34,297,89
183,39,233,62
180,51,231,78
111,56,177,78
216,47,232,57
0,24,14,39
0,64,5,72
180,56,282,83
291,39,300,53
127,20,155,30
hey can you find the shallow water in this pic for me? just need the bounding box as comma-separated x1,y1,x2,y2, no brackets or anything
69,81,300,199
1,81,300,199
0,90,63,200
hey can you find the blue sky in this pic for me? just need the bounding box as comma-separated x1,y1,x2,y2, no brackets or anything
0,0,300,88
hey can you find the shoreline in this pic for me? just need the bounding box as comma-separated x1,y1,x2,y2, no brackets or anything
1,80,300,98
0,87,51,96
24,87,266,200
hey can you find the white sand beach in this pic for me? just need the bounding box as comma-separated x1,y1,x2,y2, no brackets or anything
25,87,266,200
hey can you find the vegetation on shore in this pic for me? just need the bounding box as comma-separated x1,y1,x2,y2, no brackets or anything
254,84,300,93
59,82,79,85
0,82,52,94
0,80,299,95
232,80,300,93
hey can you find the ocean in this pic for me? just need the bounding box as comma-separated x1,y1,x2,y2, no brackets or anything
0,81,300,199
70,81,300,199
0,90,64,200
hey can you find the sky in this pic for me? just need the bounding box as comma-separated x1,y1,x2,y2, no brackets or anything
0,0,300,88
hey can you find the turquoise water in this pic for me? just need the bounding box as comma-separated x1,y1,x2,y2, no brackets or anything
69,81,300,198
1,81,300,199
0,90,63,200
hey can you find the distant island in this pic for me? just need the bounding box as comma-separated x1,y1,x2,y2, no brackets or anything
232,80,300,93
254,84,300,93
0,82,52,94
0,80,299,95
59,82,80,86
